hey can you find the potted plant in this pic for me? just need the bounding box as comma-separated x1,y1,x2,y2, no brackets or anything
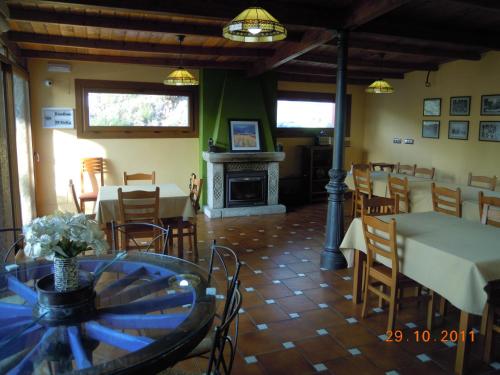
23,212,108,292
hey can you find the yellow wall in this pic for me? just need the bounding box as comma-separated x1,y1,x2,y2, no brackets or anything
363,51,500,185
28,59,199,215
277,81,366,178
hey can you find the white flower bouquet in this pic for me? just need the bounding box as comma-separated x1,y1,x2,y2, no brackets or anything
23,212,108,259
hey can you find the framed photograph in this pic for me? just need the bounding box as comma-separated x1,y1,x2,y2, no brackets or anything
423,98,441,116
479,121,500,142
228,119,263,152
481,95,500,115
450,96,471,116
422,120,440,139
448,120,469,140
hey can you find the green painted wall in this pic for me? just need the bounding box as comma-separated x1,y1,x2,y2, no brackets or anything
199,69,277,203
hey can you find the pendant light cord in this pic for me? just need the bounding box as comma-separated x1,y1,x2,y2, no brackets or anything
177,35,185,69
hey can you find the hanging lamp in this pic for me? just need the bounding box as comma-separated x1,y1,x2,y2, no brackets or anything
223,6,287,42
164,35,199,86
365,53,394,94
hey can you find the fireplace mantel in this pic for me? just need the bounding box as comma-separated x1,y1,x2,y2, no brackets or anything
203,151,286,218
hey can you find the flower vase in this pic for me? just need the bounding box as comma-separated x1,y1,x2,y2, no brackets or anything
54,256,79,292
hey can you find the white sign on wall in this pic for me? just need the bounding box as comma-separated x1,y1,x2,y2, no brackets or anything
42,107,74,129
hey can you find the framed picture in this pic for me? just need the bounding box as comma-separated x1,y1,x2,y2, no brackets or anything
481,95,500,115
450,96,471,116
228,119,263,152
479,121,500,142
422,120,440,139
423,98,441,116
448,120,469,140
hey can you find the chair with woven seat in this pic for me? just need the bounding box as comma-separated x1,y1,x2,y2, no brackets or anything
352,168,373,218
479,192,500,228
431,183,461,217
483,280,500,364
123,171,156,185
396,163,416,176
117,187,161,251
361,215,427,331
80,157,104,213
468,173,497,191
388,175,410,213
415,166,435,179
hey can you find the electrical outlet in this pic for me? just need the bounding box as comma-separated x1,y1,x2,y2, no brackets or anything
393,138,402,144
404,139,414,144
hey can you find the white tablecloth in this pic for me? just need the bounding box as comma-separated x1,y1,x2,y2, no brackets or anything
340,211,500,315
95,184,194,225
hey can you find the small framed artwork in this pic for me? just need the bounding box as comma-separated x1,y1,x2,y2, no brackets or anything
450,96,471,116
448,120,469,140
422,120,440,139
481,95,500,115
479,121,500,142
228,119,263,152
423,98,441,116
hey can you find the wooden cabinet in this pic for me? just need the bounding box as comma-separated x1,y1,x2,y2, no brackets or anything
301,146,332,203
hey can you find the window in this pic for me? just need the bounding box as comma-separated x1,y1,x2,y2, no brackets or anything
76,79,197,138
276,91,351,137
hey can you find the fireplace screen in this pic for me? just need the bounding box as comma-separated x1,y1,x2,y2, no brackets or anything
225,171,267,208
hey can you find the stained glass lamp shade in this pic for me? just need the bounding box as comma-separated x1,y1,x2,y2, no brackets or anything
365,79,395,94
223,7,287,42
164,68,199,86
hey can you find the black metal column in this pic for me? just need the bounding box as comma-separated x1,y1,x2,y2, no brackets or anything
321,30,348,270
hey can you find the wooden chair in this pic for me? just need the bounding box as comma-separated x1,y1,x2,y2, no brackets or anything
165,174,203,262
388,175,411,213
396,163,416,176
431,183,462,217
69,179,96,219
468,173,497,191
123,171,156,185
415,166,435,179
117,187,161,251
352,168,373,218
80,157,104,213
361,195,399,216
479,192,500,228
361,215,426,331
351,163,371,172
483,280,500,364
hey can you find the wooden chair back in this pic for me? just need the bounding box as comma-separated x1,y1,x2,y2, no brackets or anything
123,171,156,185
189,173,203,213
351,163,371,172
362,215,399,277
483,280,500,363
468,173,497,191
431,183,461,217
388,175,410,213
117,187,160,224
361,195,399,216
479,191,500,228
415,166,435,179
396,163,416,176
81,157,104,193
69,179,82,213
353,168,373,217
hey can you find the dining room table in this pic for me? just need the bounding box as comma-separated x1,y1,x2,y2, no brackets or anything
95,184,195,258
340,211,500,375
0,252,217,374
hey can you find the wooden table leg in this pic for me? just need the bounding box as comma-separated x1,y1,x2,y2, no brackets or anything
426,290,437,331
177,217,184,259
353,250,365,304
455,310,471,375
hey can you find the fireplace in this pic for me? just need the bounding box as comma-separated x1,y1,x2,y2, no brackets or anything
225,171,267,208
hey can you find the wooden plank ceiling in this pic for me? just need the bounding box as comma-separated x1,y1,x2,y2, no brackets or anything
4,0,500,85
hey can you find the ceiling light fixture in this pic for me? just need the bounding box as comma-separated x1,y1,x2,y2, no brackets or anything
223,7,287,43
365,53,394,94
164,35,199,86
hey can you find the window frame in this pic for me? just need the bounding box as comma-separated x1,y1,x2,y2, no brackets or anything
75,79,198,139
276,91,351,138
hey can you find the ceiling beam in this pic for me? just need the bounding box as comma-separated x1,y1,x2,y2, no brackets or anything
19,0,343,29
21,49,248,69
8,32,273,57
276,65,404,79
446,0,500,11
277,73,373,85
342,0,412,29
348,36,482,60
296,53,439,71
247,29,337,77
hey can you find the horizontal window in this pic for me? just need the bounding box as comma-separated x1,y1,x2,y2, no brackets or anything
76,79,198,138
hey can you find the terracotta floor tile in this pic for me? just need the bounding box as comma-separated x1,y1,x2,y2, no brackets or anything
267,319,318,342
257,349,315,375
239,273,273,287
324,355,384,375
246,304,289,324
254,284,294,299
302,287,345,305
299,308,346,330
295,335,346,363
237,330,285,356
270,254,300,264
241,290,266,308
328,323,381,348
287,261,320,274
360,341,420,371
263,267,299,280
276,295,318,313
282,276,321,291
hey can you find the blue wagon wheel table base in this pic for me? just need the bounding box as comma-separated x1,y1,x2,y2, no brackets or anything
0,253,217,374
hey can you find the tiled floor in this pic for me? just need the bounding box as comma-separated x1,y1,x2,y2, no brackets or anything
175,202,500,375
